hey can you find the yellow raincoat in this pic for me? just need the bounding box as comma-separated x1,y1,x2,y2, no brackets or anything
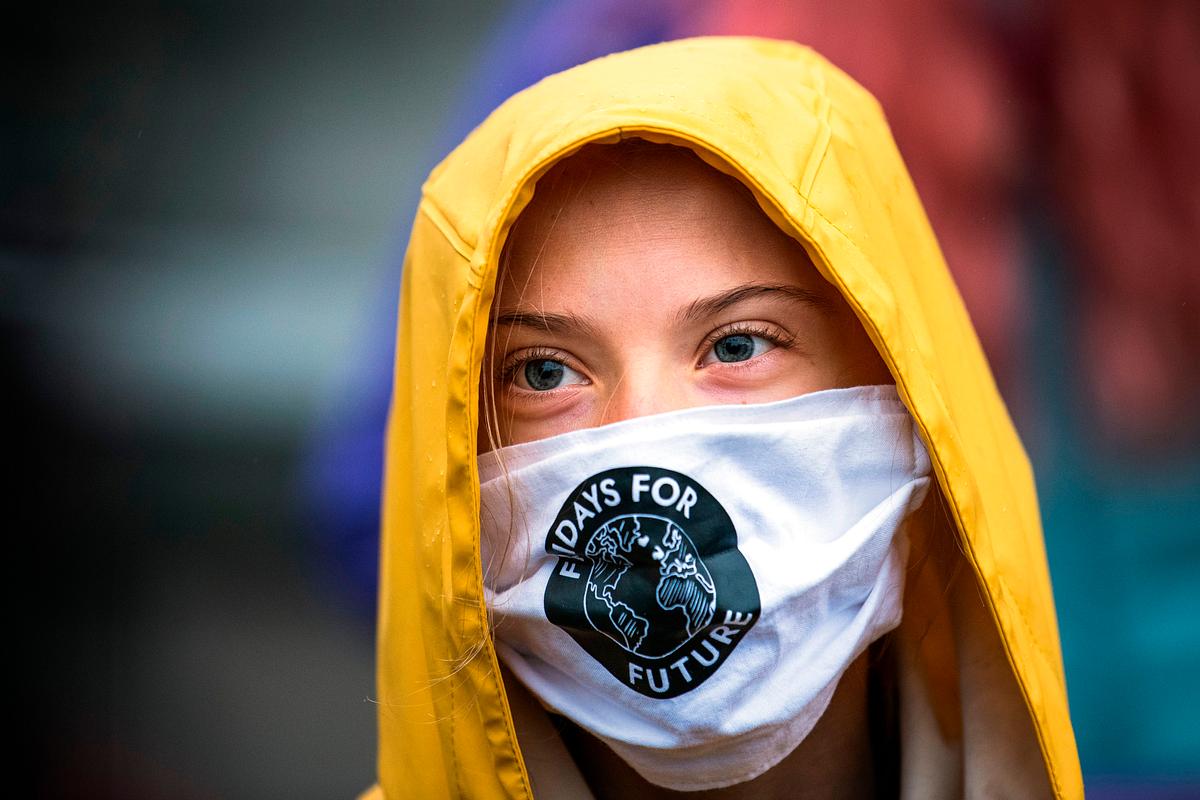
366,37,1082,798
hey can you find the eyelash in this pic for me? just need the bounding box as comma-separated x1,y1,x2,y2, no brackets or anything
696,322,798,365
499,346,579,388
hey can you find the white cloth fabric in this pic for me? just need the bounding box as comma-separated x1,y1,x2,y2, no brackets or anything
478,385,932,790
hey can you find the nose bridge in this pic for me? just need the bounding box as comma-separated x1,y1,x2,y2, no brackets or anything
599,360,688,425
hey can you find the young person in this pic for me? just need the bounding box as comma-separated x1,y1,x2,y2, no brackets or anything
364,38,1082,799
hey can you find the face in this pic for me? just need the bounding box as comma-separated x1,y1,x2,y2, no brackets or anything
484,143,891,447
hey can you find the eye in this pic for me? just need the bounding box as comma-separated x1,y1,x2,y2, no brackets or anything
706,333,774,365
517,357,586,391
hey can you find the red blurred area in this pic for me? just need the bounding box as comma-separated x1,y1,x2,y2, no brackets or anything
668,0,1200,452
1045,0,1200,449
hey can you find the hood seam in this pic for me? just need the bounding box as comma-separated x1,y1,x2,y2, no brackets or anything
420,198,475,263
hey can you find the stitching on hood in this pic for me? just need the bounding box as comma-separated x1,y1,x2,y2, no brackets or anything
419,198,475,263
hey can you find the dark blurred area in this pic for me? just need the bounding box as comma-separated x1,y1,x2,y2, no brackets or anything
7,1,1199,798
7,2,506,797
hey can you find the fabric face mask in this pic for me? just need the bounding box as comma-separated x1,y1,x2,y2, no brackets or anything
478,385,932,791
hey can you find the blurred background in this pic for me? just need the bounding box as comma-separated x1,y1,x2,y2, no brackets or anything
7,1,1198,797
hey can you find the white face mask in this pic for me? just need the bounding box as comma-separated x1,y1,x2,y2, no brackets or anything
478,385,931,791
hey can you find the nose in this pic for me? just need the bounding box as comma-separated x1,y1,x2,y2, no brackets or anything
598,367,691,426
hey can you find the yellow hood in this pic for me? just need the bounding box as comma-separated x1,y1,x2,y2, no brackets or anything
370,37,1081,798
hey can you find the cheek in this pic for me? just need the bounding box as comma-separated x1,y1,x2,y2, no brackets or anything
698,348,830,402
698,317,890,402
493,390,599,446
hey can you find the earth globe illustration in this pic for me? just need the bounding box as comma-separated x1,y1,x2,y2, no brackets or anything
582,514,717,658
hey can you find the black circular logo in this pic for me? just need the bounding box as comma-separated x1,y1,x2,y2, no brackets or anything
543,467,760,698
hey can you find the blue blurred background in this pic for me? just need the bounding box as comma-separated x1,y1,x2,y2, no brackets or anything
8,1,1198,797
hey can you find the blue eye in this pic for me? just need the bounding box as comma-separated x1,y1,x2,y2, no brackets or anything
712,333,759,363
523,357,594,391
524,359,565,390
509,353,587,392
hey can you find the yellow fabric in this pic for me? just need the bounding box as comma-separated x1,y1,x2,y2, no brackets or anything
374,37,1081,798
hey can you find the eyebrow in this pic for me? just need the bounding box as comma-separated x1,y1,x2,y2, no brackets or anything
678,283,830,324
492,309,605,340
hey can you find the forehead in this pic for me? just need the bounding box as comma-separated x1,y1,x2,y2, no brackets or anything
499,142,824,303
